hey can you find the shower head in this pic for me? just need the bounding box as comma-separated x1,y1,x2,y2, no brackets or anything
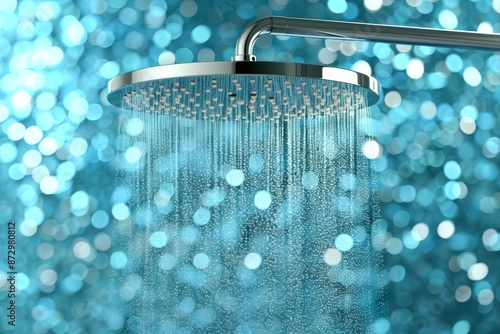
107,16,500,119
107,61,379,121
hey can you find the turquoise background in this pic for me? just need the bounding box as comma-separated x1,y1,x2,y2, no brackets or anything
0,0,499,333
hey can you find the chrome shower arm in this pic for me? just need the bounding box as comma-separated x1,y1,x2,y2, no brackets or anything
233,16,500,61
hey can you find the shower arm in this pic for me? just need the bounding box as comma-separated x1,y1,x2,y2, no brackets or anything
232,16,500,61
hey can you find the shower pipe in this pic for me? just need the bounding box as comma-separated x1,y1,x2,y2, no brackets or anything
232,16,500,61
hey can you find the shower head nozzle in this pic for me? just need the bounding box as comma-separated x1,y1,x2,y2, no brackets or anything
107,61,380,121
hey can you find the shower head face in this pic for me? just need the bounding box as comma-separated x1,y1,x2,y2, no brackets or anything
107,61,379,121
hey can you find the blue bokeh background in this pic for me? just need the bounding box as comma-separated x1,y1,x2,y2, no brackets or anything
0,0,499,333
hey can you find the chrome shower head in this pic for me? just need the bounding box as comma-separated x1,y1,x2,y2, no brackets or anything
107,61,380,122
107,16,500,120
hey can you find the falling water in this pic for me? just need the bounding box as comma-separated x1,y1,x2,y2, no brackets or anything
110,75,384,333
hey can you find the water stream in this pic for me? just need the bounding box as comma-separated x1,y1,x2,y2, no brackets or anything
111,79,384,333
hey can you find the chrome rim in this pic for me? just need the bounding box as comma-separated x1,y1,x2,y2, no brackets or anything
107,61,380,107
